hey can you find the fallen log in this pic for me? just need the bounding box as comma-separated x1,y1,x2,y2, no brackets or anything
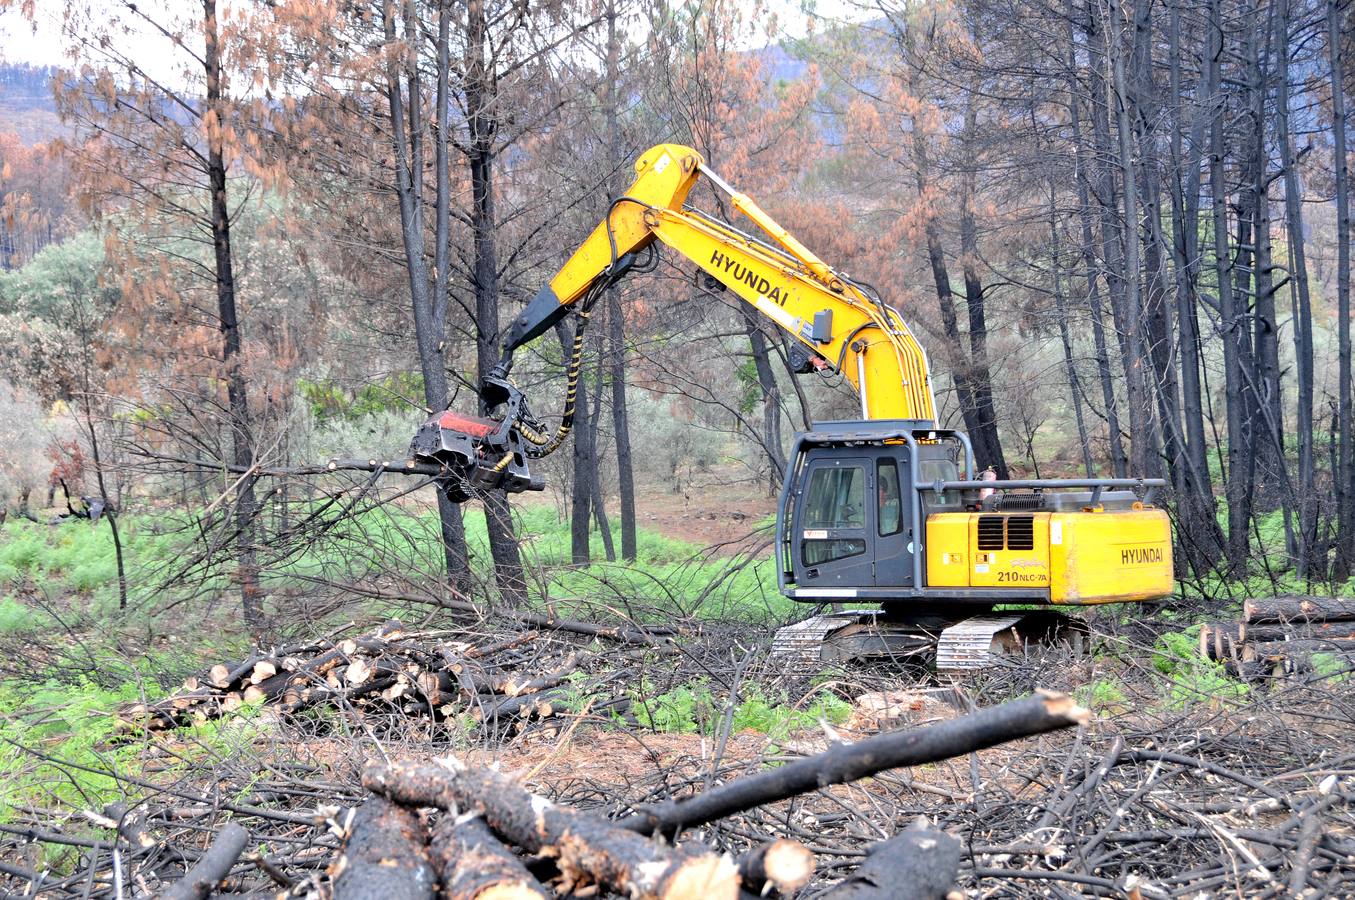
1239,620,1355,643
737,838,815,896
501,652,584,697
819,820,960,900
363,759,740,900
119,619,610,732
1243,596,1355,624
429,812,549,900
331,797,436,900
464,631,542,659
159,822,249,900
1243,639,1355,663
618,691,1088,837
513,610,678,648
1242,642,1355,677
472,690,564,724
1199,623,1243,662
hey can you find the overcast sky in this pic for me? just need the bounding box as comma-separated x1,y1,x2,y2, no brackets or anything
0,0,872,72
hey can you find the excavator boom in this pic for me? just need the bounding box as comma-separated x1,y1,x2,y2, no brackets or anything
493,144,936,423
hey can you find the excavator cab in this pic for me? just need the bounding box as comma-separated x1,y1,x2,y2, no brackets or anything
776,421,1174,612
778,421,974,602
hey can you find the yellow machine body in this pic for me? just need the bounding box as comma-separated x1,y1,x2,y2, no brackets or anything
463,142,1179,614
925,507,1173,604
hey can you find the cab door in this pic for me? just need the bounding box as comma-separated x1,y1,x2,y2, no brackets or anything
793,456,873,588
871,451,914,588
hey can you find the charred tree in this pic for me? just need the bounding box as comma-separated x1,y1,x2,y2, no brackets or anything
957,94,1008,478
1330,0,1354,579
462,0,527,605
1275,0,1319,576
603,0,638,562
380,0,471,591
205,0,265,640
1064,3,1130,478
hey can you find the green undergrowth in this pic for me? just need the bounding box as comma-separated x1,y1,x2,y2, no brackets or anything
272,501,791,623
0,514,195,609
0,679,149,830
1075,677,1129,712
0,677,271,869
0,497,790,630
1151,625,1249,708
623,678,851,744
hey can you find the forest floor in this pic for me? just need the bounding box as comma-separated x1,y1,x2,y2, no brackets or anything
1,476,1354,896
3,605,1351,897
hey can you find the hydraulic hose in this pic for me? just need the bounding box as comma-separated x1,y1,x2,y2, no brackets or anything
517,294,594,458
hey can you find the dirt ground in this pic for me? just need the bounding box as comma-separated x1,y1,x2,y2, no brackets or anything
631,472,777,549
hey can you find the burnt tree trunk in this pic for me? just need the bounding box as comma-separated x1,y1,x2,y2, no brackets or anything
1105,0,1161,476
1064,4,1129,477
1276,0,1319,576
332,797,435,900
464,0,526,605
205,0,264,641
820,822,960,900
382,0,470,590
1048,187,1094,477
1166,0,1226,568
604,1,637,562
912,126,996,469
739,305,788,494
1330,0,1353,579
958,95,1008,477
1208,0,1252,570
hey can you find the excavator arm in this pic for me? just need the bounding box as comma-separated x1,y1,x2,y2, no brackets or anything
495,143,936,421
413,144,938,499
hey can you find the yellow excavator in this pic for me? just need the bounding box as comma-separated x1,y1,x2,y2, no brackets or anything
409,143,1174,670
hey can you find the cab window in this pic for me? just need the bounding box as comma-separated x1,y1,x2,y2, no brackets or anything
919,457,961,509
877,459,902,536
801,465,865,564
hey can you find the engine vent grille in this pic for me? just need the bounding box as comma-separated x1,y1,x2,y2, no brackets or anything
977,515,1005,550
1007,515,1036,550
977,514,1036,551
996,493,1045,510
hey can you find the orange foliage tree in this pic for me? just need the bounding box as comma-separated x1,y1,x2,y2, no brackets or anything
53,0,303,640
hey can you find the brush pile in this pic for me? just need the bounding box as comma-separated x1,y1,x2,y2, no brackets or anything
7,613,1355,898
49,691,1083,899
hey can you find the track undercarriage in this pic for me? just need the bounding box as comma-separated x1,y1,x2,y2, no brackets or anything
769,607,1089,674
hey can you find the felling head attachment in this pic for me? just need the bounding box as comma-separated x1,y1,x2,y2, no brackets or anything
408,375,543,503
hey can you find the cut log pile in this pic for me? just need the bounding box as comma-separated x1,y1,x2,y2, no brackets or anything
1200,595,1355,675
118,619,656,734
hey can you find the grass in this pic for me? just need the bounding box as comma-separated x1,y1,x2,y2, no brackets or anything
0,678,152,837
267,500,794,623
0,514,189,603
0,498,793,626
626,678,852,744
